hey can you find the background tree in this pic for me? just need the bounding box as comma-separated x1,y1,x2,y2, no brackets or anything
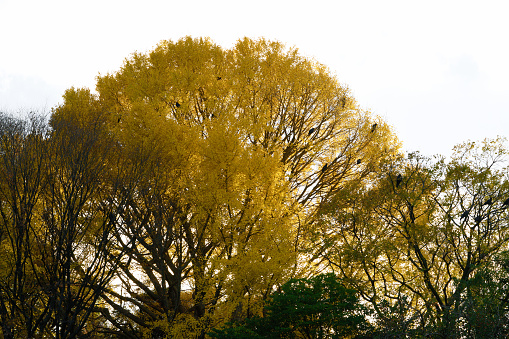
315,137,509,337
0,113,50,338
0,107,131,338
36,108,129,339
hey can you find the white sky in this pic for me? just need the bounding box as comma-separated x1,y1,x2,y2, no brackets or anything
0,0,508,157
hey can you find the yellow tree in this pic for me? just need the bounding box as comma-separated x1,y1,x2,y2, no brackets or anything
55,36,399,338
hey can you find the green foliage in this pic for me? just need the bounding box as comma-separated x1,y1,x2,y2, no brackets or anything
210,273,370,339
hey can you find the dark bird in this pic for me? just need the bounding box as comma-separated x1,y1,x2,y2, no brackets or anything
308,127,316,136
483,197,493,206
396,174,403,188
176,101,181,108
371,123,377,133
340,96,347,108
503,197,509,207
117,117,121,123
474,216,482,223
356,159,362,165
460,210,469,219
321,163,328,173
217,76,222,80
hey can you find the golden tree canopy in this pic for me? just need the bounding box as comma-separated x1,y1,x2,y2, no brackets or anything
51,36,400,337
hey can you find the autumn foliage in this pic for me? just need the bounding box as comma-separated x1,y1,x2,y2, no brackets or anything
1,37,508,339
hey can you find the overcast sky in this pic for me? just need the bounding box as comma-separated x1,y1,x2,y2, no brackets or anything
0,0,507,157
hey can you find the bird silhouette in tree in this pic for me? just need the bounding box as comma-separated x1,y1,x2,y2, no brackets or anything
396,174,403,188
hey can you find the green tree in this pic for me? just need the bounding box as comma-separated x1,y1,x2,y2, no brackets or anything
210,273,370,339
